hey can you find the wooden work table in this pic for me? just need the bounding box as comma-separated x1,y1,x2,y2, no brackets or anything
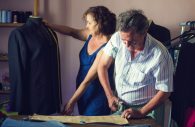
8,115,161,127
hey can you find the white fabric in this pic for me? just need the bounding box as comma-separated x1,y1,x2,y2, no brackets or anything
103,32,174,105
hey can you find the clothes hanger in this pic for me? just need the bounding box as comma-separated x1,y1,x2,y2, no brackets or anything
166,22,195,49
172,32,195,42
168,32,195,49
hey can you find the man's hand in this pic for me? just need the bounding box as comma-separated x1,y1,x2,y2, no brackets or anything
121,108,145,119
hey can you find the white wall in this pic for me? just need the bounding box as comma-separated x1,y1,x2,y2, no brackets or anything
1,0,195,114
40,0,195,111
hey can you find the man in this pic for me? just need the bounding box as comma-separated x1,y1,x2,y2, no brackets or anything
98,9,173,126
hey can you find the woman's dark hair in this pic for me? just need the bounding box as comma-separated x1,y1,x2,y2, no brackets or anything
83,6,116,35
117,9,149,34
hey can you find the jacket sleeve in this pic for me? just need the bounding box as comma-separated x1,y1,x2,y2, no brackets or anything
8,29,28,112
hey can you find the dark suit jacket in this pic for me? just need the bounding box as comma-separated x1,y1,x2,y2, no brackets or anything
8,17,61,115
170,42,195,127
148,21,171,46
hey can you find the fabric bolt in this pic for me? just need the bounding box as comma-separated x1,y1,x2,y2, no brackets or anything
76,35,114,116
183,107,195,127
8,17,61,115
103,32,174,106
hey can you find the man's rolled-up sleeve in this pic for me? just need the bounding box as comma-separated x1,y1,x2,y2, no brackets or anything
103,32,120,58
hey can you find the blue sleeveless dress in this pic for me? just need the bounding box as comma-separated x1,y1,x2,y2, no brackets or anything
76,35,114,116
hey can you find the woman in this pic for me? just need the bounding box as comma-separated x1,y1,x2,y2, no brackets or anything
47,6,116,115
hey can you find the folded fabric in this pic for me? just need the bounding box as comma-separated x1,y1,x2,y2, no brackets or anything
184,107,195,127
30,115,129,125
1,118,70,127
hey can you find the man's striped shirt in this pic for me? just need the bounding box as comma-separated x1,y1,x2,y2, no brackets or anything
103,32,174,105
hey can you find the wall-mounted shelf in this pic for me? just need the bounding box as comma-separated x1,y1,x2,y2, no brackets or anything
0,23,23,27
0,90,11,94
0,90,11,107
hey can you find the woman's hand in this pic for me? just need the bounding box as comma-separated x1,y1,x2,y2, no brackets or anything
62,101,75,115
42,19,49,26
108,96,120,111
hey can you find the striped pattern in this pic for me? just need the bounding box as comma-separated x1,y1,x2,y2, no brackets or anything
103,32,174,105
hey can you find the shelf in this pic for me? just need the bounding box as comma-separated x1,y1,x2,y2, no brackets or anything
0,23,23,27
0,100,10,106
0,55,8,62
0,90,11,94
0,91,10,107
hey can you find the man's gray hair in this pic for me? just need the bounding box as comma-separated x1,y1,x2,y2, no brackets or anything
117,9,149,34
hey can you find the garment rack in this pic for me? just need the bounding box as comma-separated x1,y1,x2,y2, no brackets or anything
179,21,195,34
